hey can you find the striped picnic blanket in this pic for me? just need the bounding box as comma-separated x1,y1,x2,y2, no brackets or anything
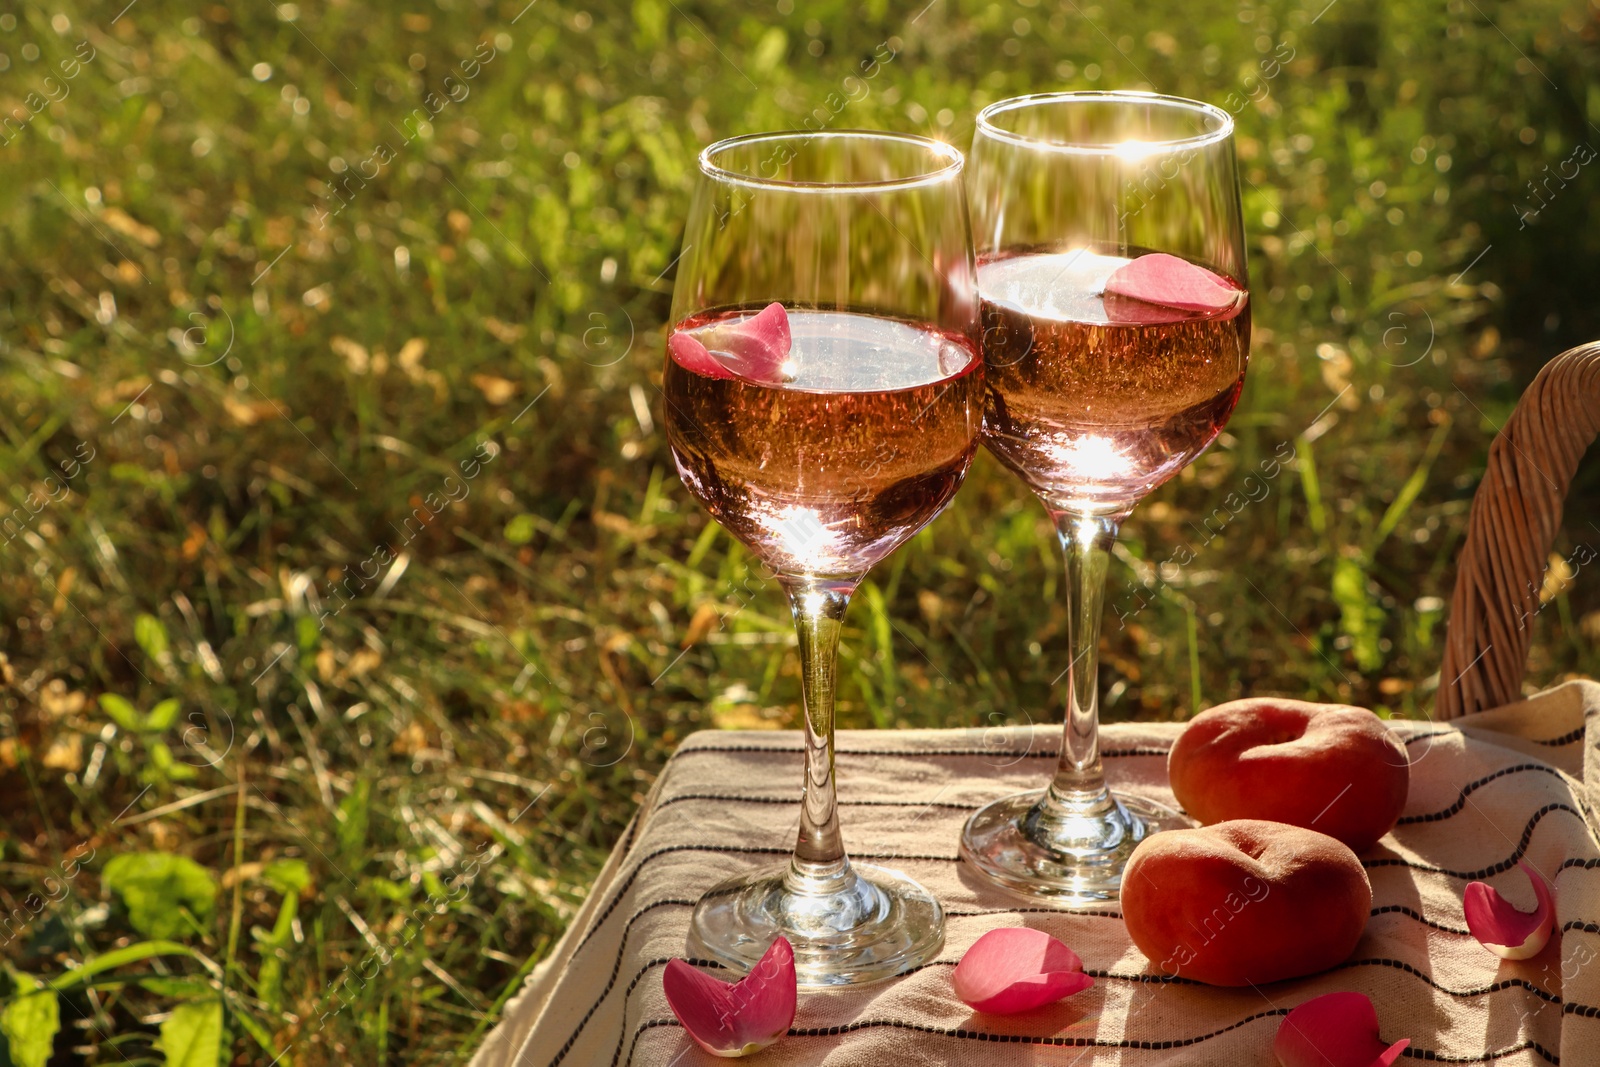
473,680,1600,1066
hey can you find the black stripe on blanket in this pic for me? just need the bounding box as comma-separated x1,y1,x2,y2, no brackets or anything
570,801,1586,979
568,938,1562,1067
1529,725,1587,747
620,1014,1559,1066
1398,764,1570,824
1366,802,1585,879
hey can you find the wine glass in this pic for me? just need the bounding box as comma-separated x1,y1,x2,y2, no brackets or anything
664,131,984,984
959,92,1250,905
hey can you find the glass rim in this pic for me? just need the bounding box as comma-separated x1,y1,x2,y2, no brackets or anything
697,129,965,193
975,90,1234,154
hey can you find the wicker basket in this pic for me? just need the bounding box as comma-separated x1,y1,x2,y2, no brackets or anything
1436,341,1600,719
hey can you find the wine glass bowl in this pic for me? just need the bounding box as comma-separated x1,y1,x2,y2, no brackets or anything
664,131,983,983
967,91,1246,284
959,92,1250,905
665,307,983,580
976,248,1248,516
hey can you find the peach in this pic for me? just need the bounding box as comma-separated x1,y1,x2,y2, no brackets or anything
1167,698,1409,853
1122,820,1371,986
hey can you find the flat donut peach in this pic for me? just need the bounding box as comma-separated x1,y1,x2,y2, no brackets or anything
1167,698,1409,852
1122,820,1371,986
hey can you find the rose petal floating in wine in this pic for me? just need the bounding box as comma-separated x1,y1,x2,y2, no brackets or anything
714,301,792,374
662,937,796,1058
668,330,737,380
1273,992,1409,1067
1103,252,1240,313
1101,291,1204,326
952,928,1095,1015
1464,860,1556,960
669,303,793,383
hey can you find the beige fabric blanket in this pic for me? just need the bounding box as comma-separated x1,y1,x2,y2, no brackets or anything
474,680,1600,1066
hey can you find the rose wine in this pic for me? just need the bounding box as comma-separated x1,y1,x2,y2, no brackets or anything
665,308,983,579
977,248,1250,515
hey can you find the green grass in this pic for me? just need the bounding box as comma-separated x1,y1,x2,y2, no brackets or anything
1,0,1598,1062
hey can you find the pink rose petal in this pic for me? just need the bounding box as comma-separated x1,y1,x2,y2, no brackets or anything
715,301,791,376
1101,291,1202,326
668,330,736,380
663,937,796,1058
1104,252,1242,313
952,928,1095,1015
1464,860,1556,960
668,303,792,383
1274,992,1410,1067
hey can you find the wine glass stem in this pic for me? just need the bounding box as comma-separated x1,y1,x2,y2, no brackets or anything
1040,512,1122,821
781,578,855,894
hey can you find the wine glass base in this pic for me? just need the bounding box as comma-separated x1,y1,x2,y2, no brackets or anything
687,862,945,987
960,790,1189,907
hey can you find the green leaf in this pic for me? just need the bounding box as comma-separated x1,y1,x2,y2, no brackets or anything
1296,437,1327,539
1332,556,1385,673
854,581,895,728
46,941,203,992
421,869,448,902
631,0,666,46
146,699,182,731
296,614,320,652
109,462,161,486
155,998,223,1067
99,693,145,732
1367,420,1452,553
134,613,171,663
261,859,311,896
1185,599,1203,715
226,1003,278,1058
101,853,216,940
257,951,285,1013
503,514,536,545
141,741,197,784
138,976,215,999
0,976,59,1067
337,779,370,858
750,27,788,75
360,877,409,903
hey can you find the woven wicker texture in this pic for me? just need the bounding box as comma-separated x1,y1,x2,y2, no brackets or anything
1437,343,1600,720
